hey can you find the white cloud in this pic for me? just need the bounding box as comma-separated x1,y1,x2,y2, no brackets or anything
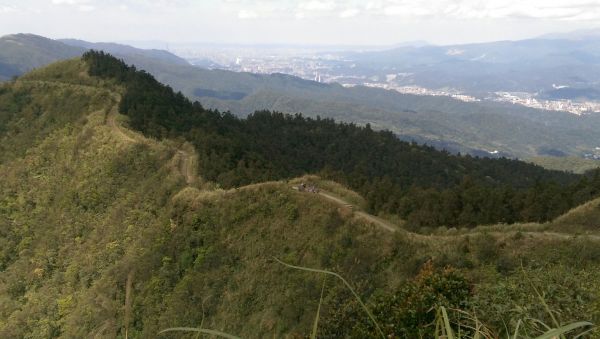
383,5,432,17
9,0,589,22
362,0,600,21
78,4,95,11
50,0,95,12
0,5,17,13
298,0,336,12
215,0,600,22
3,0,600,47
52,0,91,4
238,9,258,19
339,8,360,18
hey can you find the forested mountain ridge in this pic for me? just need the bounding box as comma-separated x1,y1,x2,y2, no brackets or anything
0,33,188,82
4,34,600,159
1,56,600,337
112,52,600,159
82,50,600,230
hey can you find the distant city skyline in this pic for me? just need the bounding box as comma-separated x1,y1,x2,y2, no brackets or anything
1,0,600,46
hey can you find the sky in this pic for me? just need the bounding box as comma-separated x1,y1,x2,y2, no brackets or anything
1,0,600,46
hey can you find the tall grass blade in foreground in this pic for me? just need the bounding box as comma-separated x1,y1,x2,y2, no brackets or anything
535,322,594,339
124,270,134,339
435,306,456,339
310,278,327,339
273,257,386,339
433,305,594,338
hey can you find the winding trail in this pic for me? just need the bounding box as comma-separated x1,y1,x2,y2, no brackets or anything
16,79,600,242
297,186,600,243
107,97,137,144
103,94,198,186
317,191,399,232
177,149,197,185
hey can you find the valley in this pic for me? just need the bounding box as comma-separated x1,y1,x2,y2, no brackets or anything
3,1,600,337
4,34,600,161
1,54,599,337
168,36,600,115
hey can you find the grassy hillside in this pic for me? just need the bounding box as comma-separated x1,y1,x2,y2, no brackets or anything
1,58,600,338
530,156,600,174
0,59,401,337
549,196,600,234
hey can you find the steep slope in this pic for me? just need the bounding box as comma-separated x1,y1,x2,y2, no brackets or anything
0,58,401,338
1,58,600,338
550,195,600,234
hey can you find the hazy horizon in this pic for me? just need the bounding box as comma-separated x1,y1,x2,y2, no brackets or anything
1,1,600,46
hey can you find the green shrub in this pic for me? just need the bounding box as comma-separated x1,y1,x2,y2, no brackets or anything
320,262,472,338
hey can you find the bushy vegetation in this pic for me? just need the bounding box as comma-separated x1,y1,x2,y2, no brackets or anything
321,262,472,338
1,55,600,338
0,67,111,162
82,50,600,230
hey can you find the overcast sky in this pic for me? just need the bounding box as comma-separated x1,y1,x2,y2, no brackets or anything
1,0,600,46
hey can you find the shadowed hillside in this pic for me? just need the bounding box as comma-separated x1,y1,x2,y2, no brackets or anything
0,34,83,81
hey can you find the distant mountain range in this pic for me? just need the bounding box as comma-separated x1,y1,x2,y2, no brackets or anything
59,39,189,66
336,33,600,98
0,34,83,81
2,33,600,160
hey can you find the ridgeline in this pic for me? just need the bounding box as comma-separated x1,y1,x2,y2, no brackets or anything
0,53,599,338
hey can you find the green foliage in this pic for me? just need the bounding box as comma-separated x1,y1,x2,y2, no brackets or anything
433,306,595,339
320,262,472,338
0,74,111,162
2,55,600,338
472,265,600,336
80,51,600,229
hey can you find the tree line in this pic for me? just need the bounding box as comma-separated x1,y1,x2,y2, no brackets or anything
83,50,600,229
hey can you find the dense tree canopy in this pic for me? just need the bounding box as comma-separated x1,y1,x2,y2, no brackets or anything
83,50,600,229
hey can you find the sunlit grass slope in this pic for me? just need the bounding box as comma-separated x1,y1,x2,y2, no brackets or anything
0,59,599,338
